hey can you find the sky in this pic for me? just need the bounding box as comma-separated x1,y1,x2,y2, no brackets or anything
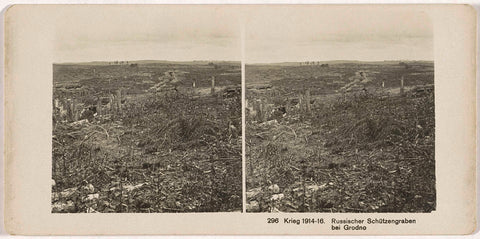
53,6,433,64
245,6,434,63
54,5,242,63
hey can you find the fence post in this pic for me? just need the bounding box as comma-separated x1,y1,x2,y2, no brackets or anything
305,89,311,113
400,76,404,95
116,89,122,113
285,97,290,113
72,98,78,121
264,103,270,122
299,95,303,113
97,99,102,116
211,76,215,95
258,100,264,122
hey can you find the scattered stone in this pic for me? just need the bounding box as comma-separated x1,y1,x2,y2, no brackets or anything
306,185,319,192
82,184,95,194
124,183,147,192
69,119,89,126
270,207,282,213
306,183,327,193
58,187,78,198
260,119,278,127
267,184,280,193
86,207,98,213
86,193,99,201
52,200,76,213
246,187,262,199
246,201,260,212
270,193,284,201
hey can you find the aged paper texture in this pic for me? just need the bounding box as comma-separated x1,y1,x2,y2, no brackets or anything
4,4,477,235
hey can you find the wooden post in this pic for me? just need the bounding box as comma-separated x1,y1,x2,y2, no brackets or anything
285,98,290,113
258,100,264,122
305,89,311,113
97,100,102,116
211,76,215,95
68,100,73,121
400,76,404,95
264,103,270,121
193,79,196,88
108,95,113,113
116,89,122,113
71,99,78,121
299,96,303,112
382,79,385,88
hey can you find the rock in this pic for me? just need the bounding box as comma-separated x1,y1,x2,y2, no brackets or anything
306,183,327,193
59,187,78,198
270,193,284,201
86,207,98,213
259,119,278,127
124,183,147,192
246,187,262,199
270,207,282,213
246,201,260,212
86,193,99,201
82,184,95,194
306,185,319,192
52,200,76,213
267,184,280,193
69,119,89,126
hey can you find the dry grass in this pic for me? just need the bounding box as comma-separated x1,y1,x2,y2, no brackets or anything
246,63,435,213
52,63,241,213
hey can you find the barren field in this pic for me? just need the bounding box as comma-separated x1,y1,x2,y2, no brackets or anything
245,61,435,213
52,61,241,213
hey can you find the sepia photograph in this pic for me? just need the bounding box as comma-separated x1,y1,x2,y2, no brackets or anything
51,6,242,213
3,4,477,235
245,9,436,213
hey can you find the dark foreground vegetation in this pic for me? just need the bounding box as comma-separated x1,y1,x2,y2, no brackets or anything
246,61,435,213
52,61,241,213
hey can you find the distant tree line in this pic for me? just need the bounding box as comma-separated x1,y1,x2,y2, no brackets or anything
109,61,130,65
300,62,329,67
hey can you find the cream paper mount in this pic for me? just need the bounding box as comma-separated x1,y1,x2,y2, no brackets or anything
4,4,477,235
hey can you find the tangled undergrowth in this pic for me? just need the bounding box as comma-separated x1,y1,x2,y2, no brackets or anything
53,89,242,213
246,90,435,213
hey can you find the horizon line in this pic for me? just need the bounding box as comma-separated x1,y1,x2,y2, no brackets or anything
53,59,242,65
246,59,434,64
